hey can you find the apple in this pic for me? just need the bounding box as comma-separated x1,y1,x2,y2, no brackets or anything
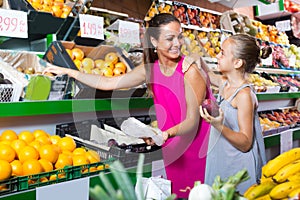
202,99,220,117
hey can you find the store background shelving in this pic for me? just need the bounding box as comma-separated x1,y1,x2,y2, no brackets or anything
1,0,300,199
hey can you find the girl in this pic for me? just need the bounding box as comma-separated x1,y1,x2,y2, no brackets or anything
200,34,272,194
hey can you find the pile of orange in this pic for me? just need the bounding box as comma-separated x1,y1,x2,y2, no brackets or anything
0,129,103,187
27,0,72,18
65,47,128,77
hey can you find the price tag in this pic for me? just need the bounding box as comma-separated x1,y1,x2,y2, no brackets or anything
261,54,273,66
289,54,296,67
0,9,27,38
275,20,291,32
79,14,104,40
36,177,89,200
118,20,140,44
280,129,293,154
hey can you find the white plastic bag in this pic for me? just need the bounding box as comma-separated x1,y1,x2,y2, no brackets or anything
135,177,171,200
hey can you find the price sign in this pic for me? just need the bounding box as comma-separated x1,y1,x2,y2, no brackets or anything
79,14,104,40
289,54,296,67
261,54,273,66
275,20,291,32
0,9,27,38
119,20,140,44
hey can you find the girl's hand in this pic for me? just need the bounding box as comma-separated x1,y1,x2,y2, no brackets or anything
142,131,169,146
199,106,224,127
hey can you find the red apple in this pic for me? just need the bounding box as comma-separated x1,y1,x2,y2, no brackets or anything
202,99,220,117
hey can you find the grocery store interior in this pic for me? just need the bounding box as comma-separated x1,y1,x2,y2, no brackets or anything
0,0,300,199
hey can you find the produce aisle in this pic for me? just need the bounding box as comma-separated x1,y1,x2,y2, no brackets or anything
0,0,300,199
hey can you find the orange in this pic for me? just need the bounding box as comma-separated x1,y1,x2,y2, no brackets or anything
62,5,72,14
10,160,23,176
60,11,69,18
114,62,127,72
55,153,72,169
35,135,51,145
10,139,27,156
38,159,53,172
72,147,86,156
32,129,48,139
22,159,43,175
113,67,126,76
18,146,39,163
18,131,35,144
50,135,61,145
39,177,49,183
0,144,16,162
58,137,76,152
103,61,115,70
72,48,85,61
0,140,11,146
43,0,53,6
52,144,62,154
29,140,42,151
85,150,100,164
38,144,59,163
0,160,12,181
53,1,64,8
72,155,89,166
0,130,18,141
100,67,113,77
49,173,65,181
94,59,105,69
73,59,82,70
51,5,62,17
81,57,95,69
96,165,104,171
105,52,119,65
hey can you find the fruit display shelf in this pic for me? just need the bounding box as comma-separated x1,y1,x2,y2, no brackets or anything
0,98,154,118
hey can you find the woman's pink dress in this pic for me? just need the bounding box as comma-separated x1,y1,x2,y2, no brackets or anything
151,56,213,198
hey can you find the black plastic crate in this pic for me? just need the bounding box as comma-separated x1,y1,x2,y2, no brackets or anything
56,117,162,168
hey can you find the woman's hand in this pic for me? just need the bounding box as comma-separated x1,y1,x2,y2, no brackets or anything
142,131,169,146
43,66,69,76
199,106,224,128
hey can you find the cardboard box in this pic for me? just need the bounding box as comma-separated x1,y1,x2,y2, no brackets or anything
44,41,146,99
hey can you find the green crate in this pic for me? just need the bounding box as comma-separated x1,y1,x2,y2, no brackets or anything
0,177,18,195
16,159,114,192
18,167,71,191
71,159,113,179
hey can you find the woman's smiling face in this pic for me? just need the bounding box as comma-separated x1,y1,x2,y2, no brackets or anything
152,21,183,60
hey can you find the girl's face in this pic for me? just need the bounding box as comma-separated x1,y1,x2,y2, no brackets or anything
216,39,236,73
151,21,183,60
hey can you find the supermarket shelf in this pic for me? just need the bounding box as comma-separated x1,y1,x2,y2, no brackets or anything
257,92,300,101
0,92,299,117
264,128,300,148
0,98,154,118
255,67,300,75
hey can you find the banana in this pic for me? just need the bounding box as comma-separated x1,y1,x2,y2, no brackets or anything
287,172,300,182
269,181,300,199
255,194,272,200
244,179,277,200
243,183,257,198
263,148,300,177
273,160,300,183
288,187,300,198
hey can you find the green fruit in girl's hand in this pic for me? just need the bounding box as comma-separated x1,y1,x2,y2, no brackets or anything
202,99,220,117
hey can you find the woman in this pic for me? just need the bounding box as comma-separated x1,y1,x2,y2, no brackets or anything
44,13,213,198
200,34,272,194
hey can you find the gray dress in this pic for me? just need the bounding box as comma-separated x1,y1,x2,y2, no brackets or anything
204,82,266,194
